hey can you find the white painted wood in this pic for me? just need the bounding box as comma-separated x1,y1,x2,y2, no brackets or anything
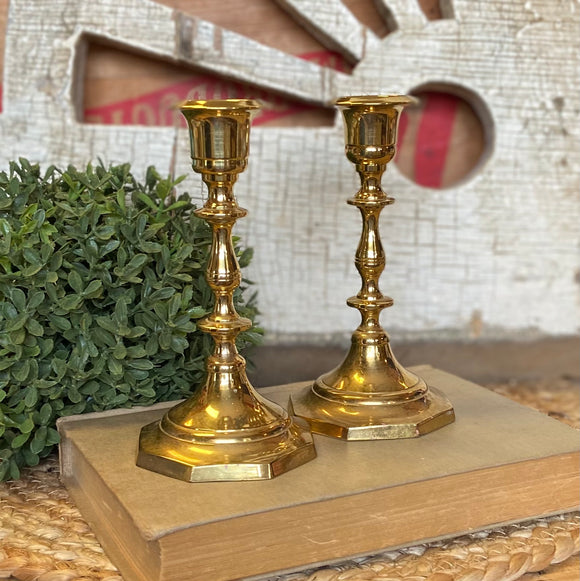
0,0,578,343
275,0,368,62
374,0,427,30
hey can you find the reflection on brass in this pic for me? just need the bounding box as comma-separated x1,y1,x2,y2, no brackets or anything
291,95,455,440
137,99,316,481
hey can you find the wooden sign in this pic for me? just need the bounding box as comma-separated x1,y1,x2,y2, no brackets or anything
0,0,578,343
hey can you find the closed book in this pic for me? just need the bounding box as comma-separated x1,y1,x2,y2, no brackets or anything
58,366,580,581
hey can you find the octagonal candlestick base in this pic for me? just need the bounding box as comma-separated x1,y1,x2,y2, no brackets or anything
290,95,454,440
137,99,316,480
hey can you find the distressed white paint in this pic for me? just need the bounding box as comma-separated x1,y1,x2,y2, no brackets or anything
0,0,578,342
275,0,366,62
374,0,428,30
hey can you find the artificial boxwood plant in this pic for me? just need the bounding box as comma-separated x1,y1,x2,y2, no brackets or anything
0,159,260,481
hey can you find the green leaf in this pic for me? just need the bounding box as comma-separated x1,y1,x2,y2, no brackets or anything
128,359,154,370
10,328,26,345
145,335,158,356
136,192,158,211
48,315,71,331
100,239,120,257
149,288,175,301
22,449,40,466
59,295,83,311
39,403,52,425
126,326,146,338
25,318,44,337
158,329,172,350
113,342,127,359
23,248,42,266
23,386,38,408
140,241,162,253
9,288,27,311
116,188,126,211
19,416,35,434
188,306,207,318
11,432,30,449
0,359,14,372
168,295,181,319
95,226,116,240
27,290,45,310
83,279,103,298
68,271,84,293
4,313,28,332
171,336,189,354
108,358,123,376
238,247,254,268
12,360,30,382
68,388,82,404
30,428,47,454
126,254,148,271
164,200,190,212
96,317,118,334
126,346,147,358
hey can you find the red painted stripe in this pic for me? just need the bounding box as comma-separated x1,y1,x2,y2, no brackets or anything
298,50,348,72
413,93,458,188
83,76,315,128
83,51,331,128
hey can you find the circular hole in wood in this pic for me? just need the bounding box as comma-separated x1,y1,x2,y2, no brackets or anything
395,83,493,189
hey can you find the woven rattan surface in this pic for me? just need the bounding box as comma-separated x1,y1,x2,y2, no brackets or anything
1,379,578,581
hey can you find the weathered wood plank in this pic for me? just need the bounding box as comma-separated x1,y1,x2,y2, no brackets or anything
276,0,368,62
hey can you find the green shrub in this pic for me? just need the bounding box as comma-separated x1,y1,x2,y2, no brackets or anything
0,159,260,481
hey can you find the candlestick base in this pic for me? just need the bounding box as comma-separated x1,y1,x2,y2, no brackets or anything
290,386,454,441
290,337,454,440
138,381,315,481
138,417,315,482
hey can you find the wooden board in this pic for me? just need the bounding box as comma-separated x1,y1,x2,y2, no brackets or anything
58,366,580,581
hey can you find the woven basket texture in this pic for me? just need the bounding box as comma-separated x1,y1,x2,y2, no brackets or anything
1,379,578,581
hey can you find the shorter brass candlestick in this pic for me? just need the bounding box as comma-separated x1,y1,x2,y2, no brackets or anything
291,95,455,440
138,99,316,481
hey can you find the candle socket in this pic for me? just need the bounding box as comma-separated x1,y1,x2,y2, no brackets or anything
290,95,455,440
137,100,316,481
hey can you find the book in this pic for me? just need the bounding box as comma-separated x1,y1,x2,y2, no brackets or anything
58,366,580,581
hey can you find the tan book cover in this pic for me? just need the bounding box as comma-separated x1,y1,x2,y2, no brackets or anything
58,366,580,581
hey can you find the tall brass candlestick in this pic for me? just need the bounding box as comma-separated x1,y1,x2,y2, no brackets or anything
291,95,455,440
138,99,316,481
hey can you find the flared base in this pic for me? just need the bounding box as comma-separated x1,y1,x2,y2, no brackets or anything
290,385,455,440
289,336,455,440
137,415,316,482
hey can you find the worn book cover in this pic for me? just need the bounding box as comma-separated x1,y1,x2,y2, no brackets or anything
58,366,580,581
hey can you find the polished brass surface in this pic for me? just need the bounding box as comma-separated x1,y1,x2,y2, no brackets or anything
137,99,316,481
291,95,455,440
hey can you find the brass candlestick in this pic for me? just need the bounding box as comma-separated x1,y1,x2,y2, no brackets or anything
291,95,455,440
137,99,316,481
